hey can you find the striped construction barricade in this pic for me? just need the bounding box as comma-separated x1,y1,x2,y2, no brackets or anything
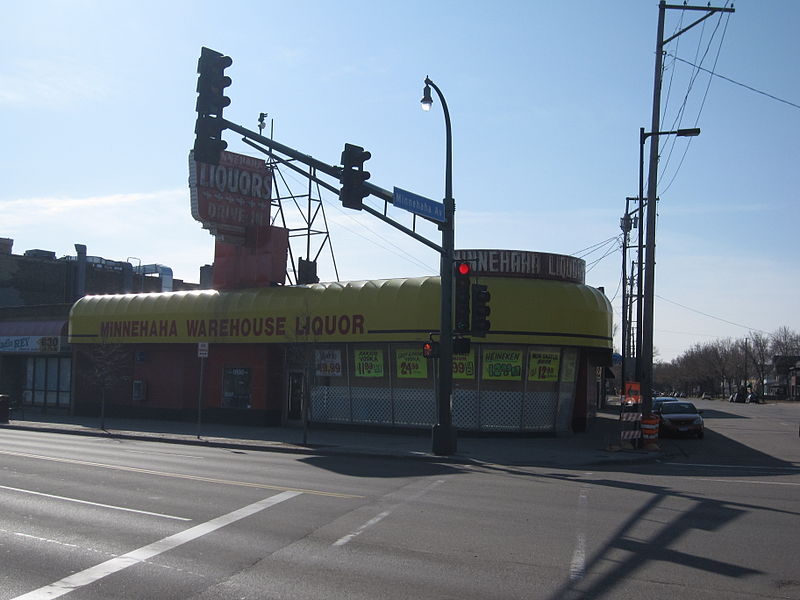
619,400,642,447
641,416,660,449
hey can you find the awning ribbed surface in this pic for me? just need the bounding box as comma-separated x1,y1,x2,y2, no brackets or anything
69,276,611,349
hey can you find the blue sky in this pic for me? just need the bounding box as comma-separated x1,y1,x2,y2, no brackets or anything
2,0,797,361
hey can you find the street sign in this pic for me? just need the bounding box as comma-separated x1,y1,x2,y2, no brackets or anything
393,187,445,223
197,342,209,358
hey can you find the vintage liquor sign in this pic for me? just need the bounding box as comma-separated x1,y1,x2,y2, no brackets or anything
189,149,272,237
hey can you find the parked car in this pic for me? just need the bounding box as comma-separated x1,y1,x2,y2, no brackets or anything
658,401,704,438
652,397,677,413
746,393,760,404
729,391,748,403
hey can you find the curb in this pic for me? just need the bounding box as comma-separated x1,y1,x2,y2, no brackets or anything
1,421,667,468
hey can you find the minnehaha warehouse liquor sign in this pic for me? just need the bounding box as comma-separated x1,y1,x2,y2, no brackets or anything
97,313,367,340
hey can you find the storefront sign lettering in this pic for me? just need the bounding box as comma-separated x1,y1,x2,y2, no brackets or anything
189,150,272,233
454,249,585,283
528,351,560,382
295,314,365,337
482,349,523,380
0,335,61,354
396,349,427,378
97,314,366,341
101,320,180,339
355,349,384,377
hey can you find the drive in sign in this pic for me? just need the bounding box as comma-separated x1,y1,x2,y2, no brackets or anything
393,187,445,223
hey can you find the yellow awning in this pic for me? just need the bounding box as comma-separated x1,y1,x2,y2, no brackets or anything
69,276,611,349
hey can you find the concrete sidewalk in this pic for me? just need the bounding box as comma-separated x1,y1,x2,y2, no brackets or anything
0,404,666,469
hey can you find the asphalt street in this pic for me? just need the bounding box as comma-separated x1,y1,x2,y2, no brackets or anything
0,399,798,599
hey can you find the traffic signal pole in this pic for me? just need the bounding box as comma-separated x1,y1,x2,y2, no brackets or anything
193,49,459,455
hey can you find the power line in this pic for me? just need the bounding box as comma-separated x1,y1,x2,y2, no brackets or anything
655,293,768,333
666,53,800,111
659,10,731,193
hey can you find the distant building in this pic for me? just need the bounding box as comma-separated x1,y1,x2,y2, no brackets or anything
0,237,198,412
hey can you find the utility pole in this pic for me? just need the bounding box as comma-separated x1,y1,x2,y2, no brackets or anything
640,1,734,418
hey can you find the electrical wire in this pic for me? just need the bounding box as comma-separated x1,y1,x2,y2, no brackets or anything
667,53,800,112
659,10,729,189
585,237,621,273
572,236,619,259
655,294,769,333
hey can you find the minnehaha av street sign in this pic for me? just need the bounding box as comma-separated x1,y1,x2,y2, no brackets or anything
393,186,445,223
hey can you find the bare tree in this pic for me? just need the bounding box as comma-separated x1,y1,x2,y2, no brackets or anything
771,326,800,357
80,341,131,429
749,331,770,394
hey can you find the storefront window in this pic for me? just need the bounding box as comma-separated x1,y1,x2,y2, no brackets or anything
24,356,71,408
222,368,251,409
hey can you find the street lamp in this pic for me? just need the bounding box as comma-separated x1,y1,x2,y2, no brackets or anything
639,126,700,416
421,76,457,455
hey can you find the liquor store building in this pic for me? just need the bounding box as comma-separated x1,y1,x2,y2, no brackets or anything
68,250,612,433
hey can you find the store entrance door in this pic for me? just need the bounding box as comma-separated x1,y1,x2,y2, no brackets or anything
287,371,304,421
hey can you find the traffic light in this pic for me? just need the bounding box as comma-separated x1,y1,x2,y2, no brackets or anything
339,143,371,210
193,115,227,165
471,283,491,337
193,47,233,165
454,261,471,335
422,341,439,358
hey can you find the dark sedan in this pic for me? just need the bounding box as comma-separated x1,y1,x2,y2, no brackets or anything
658,401,704,438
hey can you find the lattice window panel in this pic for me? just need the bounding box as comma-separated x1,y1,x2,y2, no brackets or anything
393,387,435,427
522,391,558,432
310,386,350,423
350,386,392,425
478,390,524,431
453,389,480,430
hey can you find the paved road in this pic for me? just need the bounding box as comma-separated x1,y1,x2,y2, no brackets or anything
0,400,798,599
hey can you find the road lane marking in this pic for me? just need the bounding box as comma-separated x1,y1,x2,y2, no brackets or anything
569,486,589,582
12,490,301,600
0,449,361,499
333,479,445,547
0,484,191,521
682,478,800,487
663,462,800,472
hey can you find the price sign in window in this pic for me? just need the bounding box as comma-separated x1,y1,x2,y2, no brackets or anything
528,351,561,382
482,349,523,381
354,349,384,378
453,351,476,379
315,349,343,377
396,349,427,379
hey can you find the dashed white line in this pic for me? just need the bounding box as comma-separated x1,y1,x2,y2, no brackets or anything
569,486,589,582
333,479,445,547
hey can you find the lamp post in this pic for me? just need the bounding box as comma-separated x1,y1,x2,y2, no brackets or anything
421,76,457,455
639,126,700,415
